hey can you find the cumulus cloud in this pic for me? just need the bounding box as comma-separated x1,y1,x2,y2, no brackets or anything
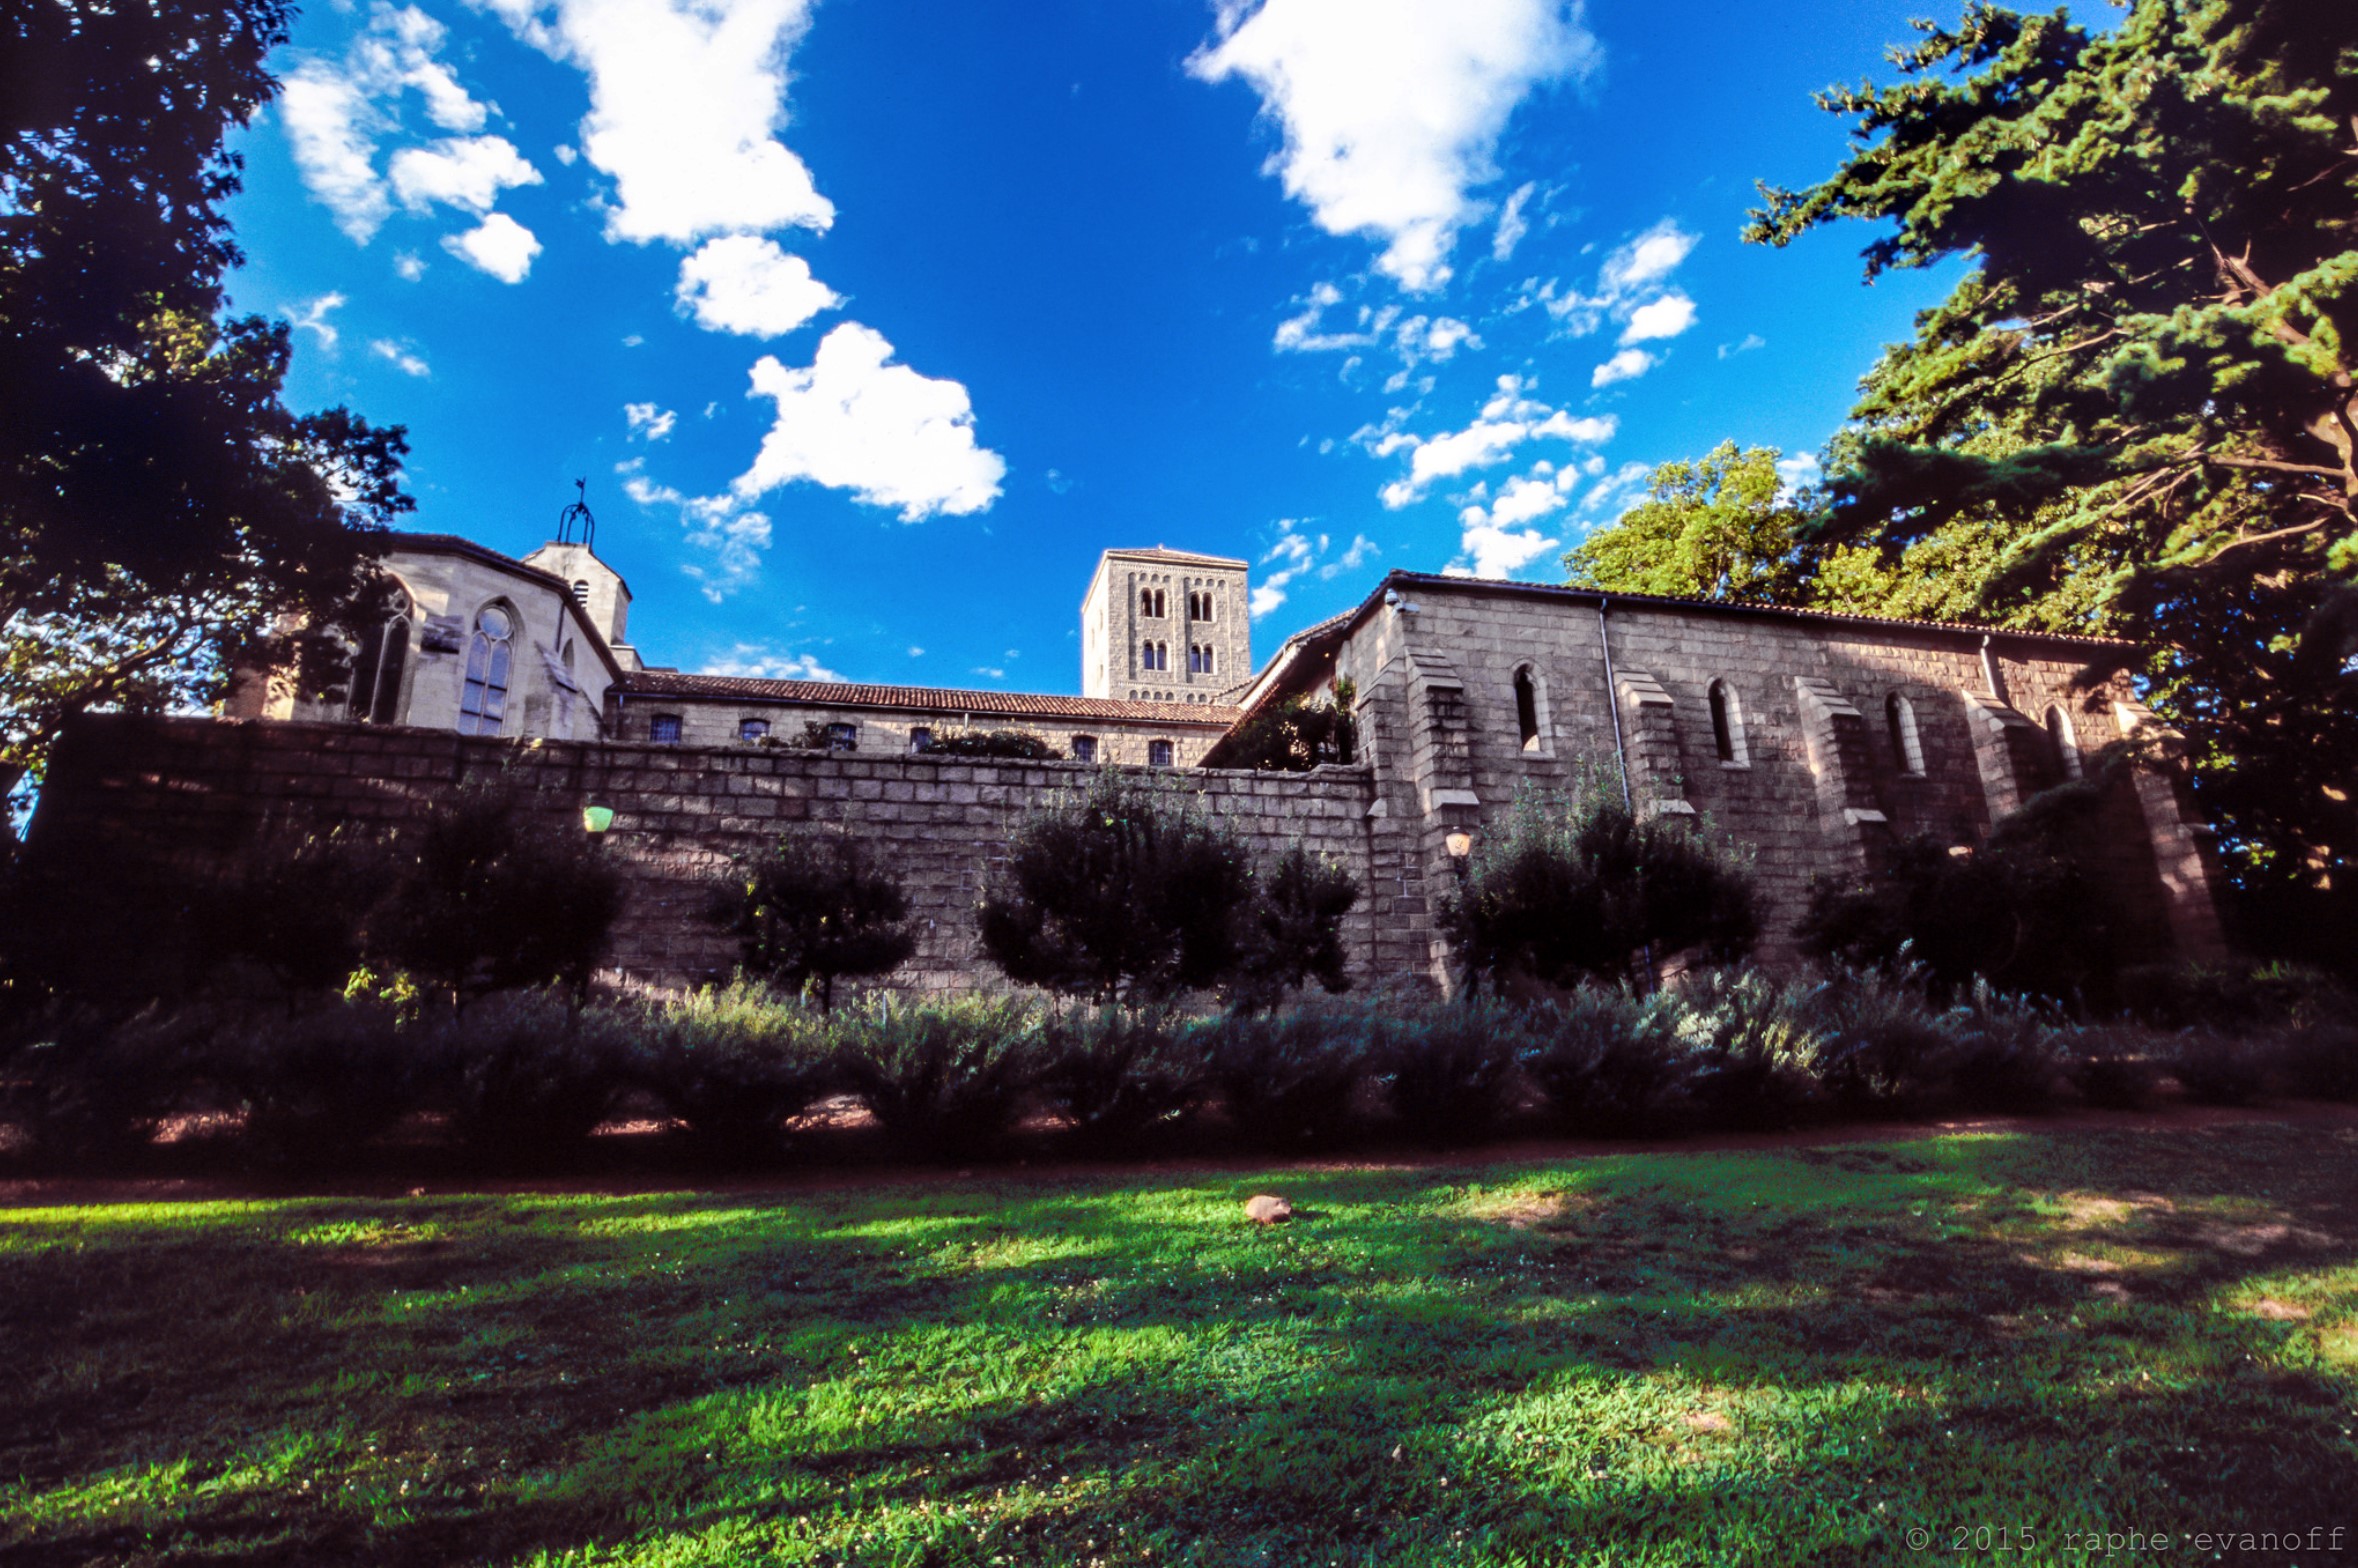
442,212,541,282
625,402,677,441
1450,469,1569,579
1601,218,1697,294
675,235,840,337
619,465,775,599
1775,452,1823,496
1591,346,1654,387
370,338,431,377
703,643,840,682
393,250,428,280
1375,374,1618,506
280,5,511,243
1252,520,1380,618
290,292,347,350
734,322,1005,521
1618,291,1695,344
480,0,833,246
1189,0,1600,291
1454,517,1559,579
389,134,542,213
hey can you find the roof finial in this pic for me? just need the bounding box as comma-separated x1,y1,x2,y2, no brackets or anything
557,478,596,550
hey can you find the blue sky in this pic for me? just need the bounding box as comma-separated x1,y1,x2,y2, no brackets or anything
226,0,1982,692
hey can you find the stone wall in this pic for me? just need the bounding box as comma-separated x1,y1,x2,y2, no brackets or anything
30,714,1384,995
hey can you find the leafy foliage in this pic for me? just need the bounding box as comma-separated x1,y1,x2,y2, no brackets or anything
634,981,836,1158
1214,679,1358,772
1440,773,1758,992
1231,845,1360,1008
1521,987,1697,1136
1563,442,1813,602
194,824,387,996
921,729,1062,760
215,1001,419,1168
1201,1004,1375,1151
1378,998,1534,1147
717,829,917,1010
978,772,1256,1001
421,990,629,1164
837,997,1044,1160
1035,1005,1207,1151
1,0,411,797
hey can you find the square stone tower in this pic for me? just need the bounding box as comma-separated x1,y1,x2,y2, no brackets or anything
1081,547,1251,703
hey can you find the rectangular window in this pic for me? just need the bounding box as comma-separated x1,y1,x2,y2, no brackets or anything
1147,739,1173,768
1071,735,1097,763
825,722,858,752
909,726,934,754
650,714,683,744
739,717,770,742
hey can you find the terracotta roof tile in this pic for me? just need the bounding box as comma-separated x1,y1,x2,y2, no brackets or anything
617,671,1241,725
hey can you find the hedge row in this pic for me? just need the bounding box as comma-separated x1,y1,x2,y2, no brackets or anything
5,969,2354,1171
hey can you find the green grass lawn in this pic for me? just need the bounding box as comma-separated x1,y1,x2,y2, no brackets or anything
5,1124,2356,1566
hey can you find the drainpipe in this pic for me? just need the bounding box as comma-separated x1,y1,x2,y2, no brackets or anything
1595,597,1654,993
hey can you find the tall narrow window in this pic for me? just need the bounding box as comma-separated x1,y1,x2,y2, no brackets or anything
1199,593,1214,624
1147,739,1173,768
457,604,514,735
2044,706,2081,778
1202,645,1215,676
1513,667,1540,752
347,609,411,724
1885,692,1924,774
649,713,683,743
1071,734,1097,764
1707,679,1747,765
571,579,590,606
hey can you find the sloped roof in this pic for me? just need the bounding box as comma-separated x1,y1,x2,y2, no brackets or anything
616,670,1241,726
1100,546,1250,569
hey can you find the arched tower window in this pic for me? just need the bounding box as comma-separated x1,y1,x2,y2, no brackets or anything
457,603,515,735
1707,679,1748,765
1885,692,1924,775
347,602,412,725
1513,667,1540,752
2044,705,2082,778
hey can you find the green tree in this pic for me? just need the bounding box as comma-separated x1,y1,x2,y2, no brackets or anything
2,0,410,804
1563,442,1811,602
1232,845,1360,1007
1745,0,2358,966
1214,677,1358,772
717,829,918,1009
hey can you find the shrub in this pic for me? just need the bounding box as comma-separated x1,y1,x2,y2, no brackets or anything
715,830,917,1009
374,785,625,1006
979,771,1255,1001
0,1004,209,1166
637,982,836,1157
2119,960,2355,1031
1942,984,2071,1112
2167,1029,2269,1107
1439,772,1757,993
2070,1035,2162,1110
1035,1005,1207,1151
1806,967,1962,1111
2274,1020,2358,1101
219,1000,422,1166
195,825,388,998
1215,680,1357,772
923,729,1061,760
1232,846,1360,1009
837,998,1044,1160
1202,1005,1375,1151
1675,969,1826,1131
1379,998,1534,1147
422,991,629,1163
1521,987,1695,1137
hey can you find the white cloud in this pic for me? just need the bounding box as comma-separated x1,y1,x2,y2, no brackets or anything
1272,281,1370,353
1382,419,1525,507
1451,470,1564,579
1591,346,1654,387
972,666,1006,680
675,235,840,337
906,646,925,658
1492,180,1534,261
1455,518,1559,579
393,251,428,280
1718,332,1766,359
483,0,833,246
625,402,677,441
1189,0,1601,291
279,5,503,243
1489,473,1569,527
1579,459,1650,515
1775,452,1822,496
620,468,775,599
1321,533,1377,578
1600,219,1696,295
1532,410,1616,443
1618,291,1695,344
703,643,840,682
735,322,1005,521
1375,375,1616,506
389,134,541,213
442,212,541,282
1253,519,1379,616
370,338,431,377
291,292,347,350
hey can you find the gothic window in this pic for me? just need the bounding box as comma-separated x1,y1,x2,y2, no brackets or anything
739,717,770,743
1200,592,1214,623
347,606,411,724
909,726,934,753
1885,693,1924,775
1147,739,1173,768
457,603,515,735
1071,734,1097,763
1141,587,1166,618
649,713,683,744
825,722,858,752
2044,705,2081,778
1513,666,1540,753
1707,679,1748,765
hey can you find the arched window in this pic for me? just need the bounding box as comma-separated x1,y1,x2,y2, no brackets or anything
571,579,590,606
1203,645,1215,675
1513,667,1540,752
1140,587,1166,618
1707,679,1747,765
1885,692,1924,774
2044,705,2081,778
1071,734,1098,763
1147,739,1173,768
347,605,411,724
739,717,770,743
458,603,515,735
1199,592,1214,624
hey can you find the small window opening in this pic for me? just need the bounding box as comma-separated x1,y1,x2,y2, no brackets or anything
1147,739,1174,768
458,604,515,736
2044,706,2081,778
571,579,590,606
824,721,858,753
1707,679,1747,765
909,726,934,754
1071,734,1098,764
1513,667,1540,753
739,717,770,743
1885,692,1924,774
649,713,683,744
348,610,410,724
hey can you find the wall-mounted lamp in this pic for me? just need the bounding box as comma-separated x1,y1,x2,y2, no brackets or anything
1444,830,1474,858
582,805,616,834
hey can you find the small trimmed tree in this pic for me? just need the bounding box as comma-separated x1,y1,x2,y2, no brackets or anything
1440,772,1757,993
717,829,916,1009
1233,845,1359,1007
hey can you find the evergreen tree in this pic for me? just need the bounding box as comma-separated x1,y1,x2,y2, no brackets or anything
718,830,918,1009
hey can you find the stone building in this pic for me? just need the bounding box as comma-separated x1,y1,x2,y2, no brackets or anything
51,523,2225,995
